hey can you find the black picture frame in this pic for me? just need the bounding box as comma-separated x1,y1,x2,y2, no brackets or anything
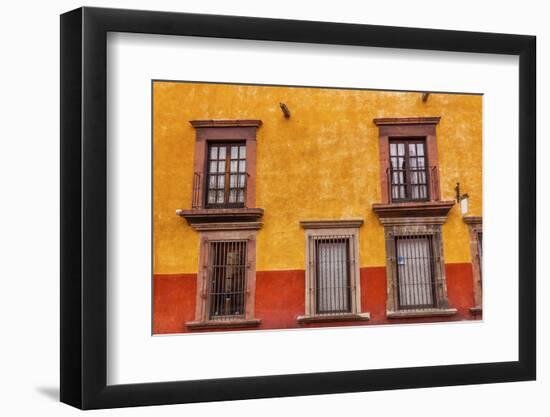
60,6,536,410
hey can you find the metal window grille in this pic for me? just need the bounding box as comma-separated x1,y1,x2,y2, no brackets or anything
394,234,444,310
207,240,248,320
388,140,434,202
309,235,353,315
205,143,247,208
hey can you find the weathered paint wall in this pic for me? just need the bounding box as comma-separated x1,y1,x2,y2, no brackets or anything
153,81,482,333
153,82,482,275
153,264,475,334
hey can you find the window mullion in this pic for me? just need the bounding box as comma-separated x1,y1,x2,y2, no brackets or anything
223,145,231,205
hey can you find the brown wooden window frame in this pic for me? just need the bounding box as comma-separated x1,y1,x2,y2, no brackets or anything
205,142,248,208
389,138,431,203
189,120,261,210
373,117,442,205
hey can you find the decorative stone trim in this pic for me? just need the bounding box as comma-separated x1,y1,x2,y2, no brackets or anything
189,119,262,128
297,312,370,324
186,319,261,330
464,216,483,311
376,216,449,226
463,216,482,225
469,307,482,315
372,201,455,220
177,208,264,225
300,220,365,319
189,222,263,231
386,308,457,319
373,116,441,126
300,219,364,229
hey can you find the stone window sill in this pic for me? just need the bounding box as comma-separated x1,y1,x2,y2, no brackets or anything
387,308,457,319
469,306,482,314
186,319,261,330
372,200,455,219
297,312,370,324
176,207,263,226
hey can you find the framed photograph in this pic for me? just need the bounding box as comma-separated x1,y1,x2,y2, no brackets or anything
60,6,536,409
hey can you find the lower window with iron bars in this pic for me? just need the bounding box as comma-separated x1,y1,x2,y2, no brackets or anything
298,220,370,323
385,227,457,319
186,234,262,330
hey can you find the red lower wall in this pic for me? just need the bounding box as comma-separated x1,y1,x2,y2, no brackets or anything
153,263,479,334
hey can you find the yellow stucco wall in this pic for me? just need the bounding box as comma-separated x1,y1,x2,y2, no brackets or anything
153,82,482,274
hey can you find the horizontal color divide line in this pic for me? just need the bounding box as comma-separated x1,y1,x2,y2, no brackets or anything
153,263,472,278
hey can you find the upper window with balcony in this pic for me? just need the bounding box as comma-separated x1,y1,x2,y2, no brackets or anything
178,120,263,227
373,117,444,206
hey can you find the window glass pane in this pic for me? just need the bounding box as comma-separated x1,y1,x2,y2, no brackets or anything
392,171,399,184
217,175,225,188
208,190,216,204
239,160,246,173
218,161,225,173
209,161,217,173
208,175,216,188
231,146,239,159
230,174,237,188
409,143,416,155
418,171,426,184
238,174,246,188
238,190,245,203
230,161,238,173
398,171,405,185
218,146,226,159
239,145,246,158
390,143,397,156
417,144,424,156
419,185,427,199
392,186,399,199
228,189,237,203
398,143,405,156
210,146,218,159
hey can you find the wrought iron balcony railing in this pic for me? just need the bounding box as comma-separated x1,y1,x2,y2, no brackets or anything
386,165,440,203
192,172,249,209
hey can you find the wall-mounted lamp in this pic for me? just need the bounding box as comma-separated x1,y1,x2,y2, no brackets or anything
421,92,430,102
455,182,469,215
279,102,291,118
